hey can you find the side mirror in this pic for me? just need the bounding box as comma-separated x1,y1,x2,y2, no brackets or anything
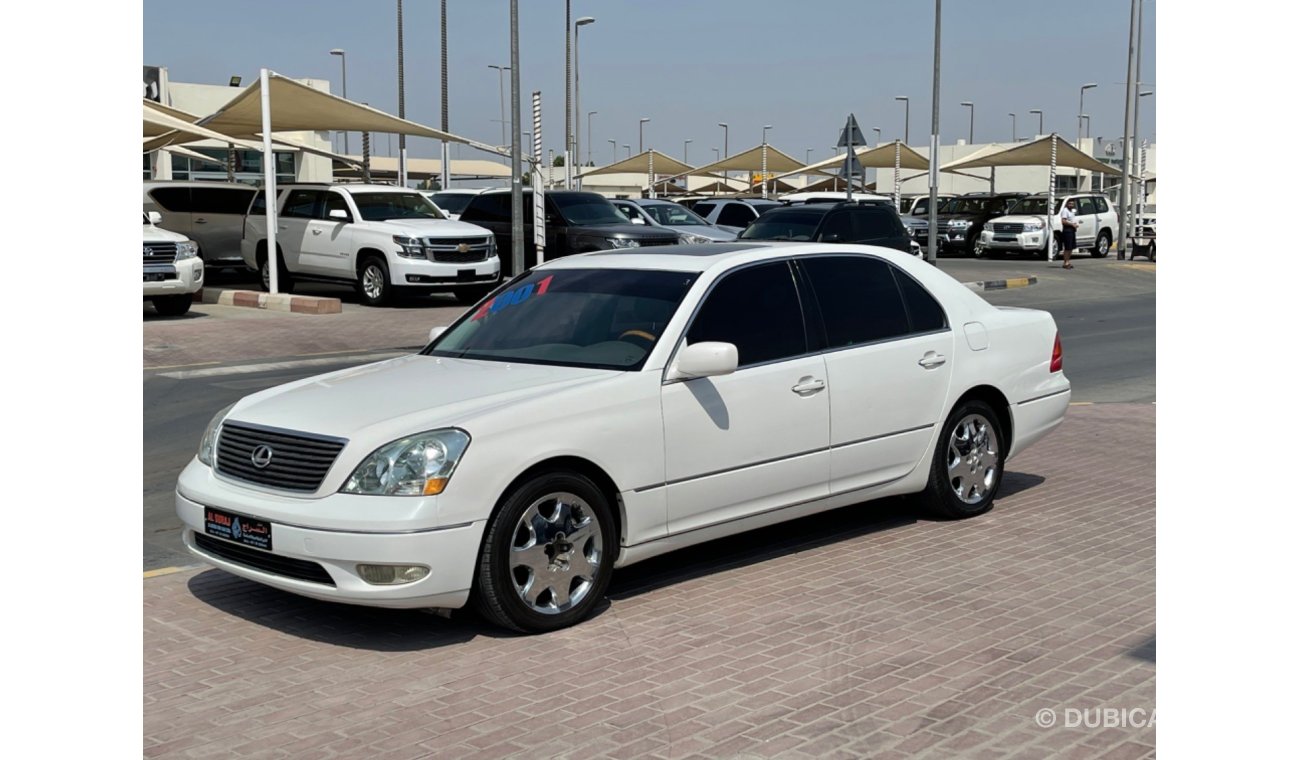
328,209,349,221
630,216,645,225
428,325,447,343
668,342,739,381
147,210,162,225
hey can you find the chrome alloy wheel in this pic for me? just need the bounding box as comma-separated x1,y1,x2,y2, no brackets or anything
509,492,603,615
947,413,1000,505
362,264,385,301
261,260,272,290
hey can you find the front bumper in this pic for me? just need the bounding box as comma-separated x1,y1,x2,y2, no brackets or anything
176,462,484,609
915,227,972,250
390,253,501,289
979,229,1048,252
143,258,203,297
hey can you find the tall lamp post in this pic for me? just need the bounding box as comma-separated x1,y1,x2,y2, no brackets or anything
960,101,974,144
639,117,650,153
329,49,348,154
573,15,595,186
488,64,509,148
586,110,597,165
1029,109,1044,137
607,139,616,163
895,96,910,145
872,127,882,146
623,144,631,158
1076,82,1097,185
806,148,813,164
683,138,692,163
1008,112,1017,142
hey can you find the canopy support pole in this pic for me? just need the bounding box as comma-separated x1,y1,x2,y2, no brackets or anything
260,68,279,294
532,91,545,265
1047,134,1058,263
893,141,901,210
648,150,656,199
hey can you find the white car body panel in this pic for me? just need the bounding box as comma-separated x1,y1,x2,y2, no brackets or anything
143,218,203,297
178,243,1069,609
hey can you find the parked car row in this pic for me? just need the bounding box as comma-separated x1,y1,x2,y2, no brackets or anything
977,192,1119,259
143,210,204,316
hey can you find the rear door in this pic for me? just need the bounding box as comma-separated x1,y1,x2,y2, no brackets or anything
190,187,255,262
798,254,954,492
145,187,194,239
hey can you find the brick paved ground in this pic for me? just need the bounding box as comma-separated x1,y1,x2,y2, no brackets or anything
144,403,1155,759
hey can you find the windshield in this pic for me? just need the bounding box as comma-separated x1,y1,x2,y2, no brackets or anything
428,192,474,214
352,192,446,221
550,194,629,226
1007,197,1064,215
425,268,698,370
898,198,916,214
641,203,708,226
738,210,822,241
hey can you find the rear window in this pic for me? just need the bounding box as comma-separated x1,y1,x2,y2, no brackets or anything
739,210,824,241
850,207,906,241
461,193,511,223
692,202,717,218
191,187,256,215
148,187,192,212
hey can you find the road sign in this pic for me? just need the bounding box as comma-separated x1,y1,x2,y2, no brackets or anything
837,114,866,148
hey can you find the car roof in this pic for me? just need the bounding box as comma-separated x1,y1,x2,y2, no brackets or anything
428,188,486,195
535,241,923,275
143,180,257,190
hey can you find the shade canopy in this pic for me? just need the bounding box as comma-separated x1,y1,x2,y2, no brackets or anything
334,155,511,179
941,134,1120,175
198,72,508,158
687,144,807,176
774,141,930,181
578,149,707,178
143,101,260,149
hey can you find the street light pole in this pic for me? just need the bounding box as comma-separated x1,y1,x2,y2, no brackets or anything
564,0,572,189
895,96,910,145
488,65,509,148
574,15,595,187
872,127,882,146
1076,82,1097,186
684,138,692,163
1030,109,1044,137
1117,0,1139,255
607,139,615,163
623,144,631,158
806,148,813,164
440,0,449,191
927,0,941,266
586,111,597,165
509,0,523,276
960,101,974,144
639,117,650,153
329,49,348,154
1008,112,1016,142
717,123,728,157
396,0,408,186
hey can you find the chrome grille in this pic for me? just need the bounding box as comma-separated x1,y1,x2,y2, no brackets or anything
216,422,347,492
993,223,1025,234
144,243,177,267
423,237,492,264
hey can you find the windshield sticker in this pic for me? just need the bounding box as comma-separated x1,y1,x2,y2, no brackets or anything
471,275,553,321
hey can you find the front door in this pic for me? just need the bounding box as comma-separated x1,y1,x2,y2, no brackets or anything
1074,196,1098,247
662,260,830,535
301,191,355,278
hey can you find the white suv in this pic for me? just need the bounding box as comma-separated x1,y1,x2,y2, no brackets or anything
979,193,1120,258
144,211,203,316
242,184,501,306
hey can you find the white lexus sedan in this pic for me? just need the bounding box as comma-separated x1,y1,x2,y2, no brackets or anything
177,243,1070,632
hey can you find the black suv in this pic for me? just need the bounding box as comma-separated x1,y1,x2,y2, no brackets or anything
460,190,679,276
736,202,911,254
915,192,1026,257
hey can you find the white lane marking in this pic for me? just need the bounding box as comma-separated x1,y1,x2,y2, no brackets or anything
156,351,411,379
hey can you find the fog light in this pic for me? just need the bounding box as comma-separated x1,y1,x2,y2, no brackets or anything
357,564,430,585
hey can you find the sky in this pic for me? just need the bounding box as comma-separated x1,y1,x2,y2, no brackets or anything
143,0,1156,165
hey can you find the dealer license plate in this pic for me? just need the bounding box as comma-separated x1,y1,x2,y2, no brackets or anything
204,507,273,551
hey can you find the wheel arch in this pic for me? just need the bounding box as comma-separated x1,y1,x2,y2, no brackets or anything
488,455,626,548
355,247,387,275
949,384,1014,453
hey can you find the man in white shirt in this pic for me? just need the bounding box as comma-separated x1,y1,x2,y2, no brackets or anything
1060,198,1079,269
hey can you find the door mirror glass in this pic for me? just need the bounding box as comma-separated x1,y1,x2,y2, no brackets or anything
328,208,349,221
629,216,645,225
428,325,447,343
669,342,739,381
147,210,163,225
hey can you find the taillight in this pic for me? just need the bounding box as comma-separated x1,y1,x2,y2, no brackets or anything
1050,332,1063,373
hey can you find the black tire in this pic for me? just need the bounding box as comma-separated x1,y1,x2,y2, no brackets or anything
918,399,1006,520
356,256,392,307
1148,241,1155,262
152,293,192,317
258,246,294,294
1092,231,1112,258
474,470,617,633
453,284,497,306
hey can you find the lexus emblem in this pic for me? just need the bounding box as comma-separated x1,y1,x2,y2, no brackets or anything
144,246,156,256
457,243,470,253
250,445,274,469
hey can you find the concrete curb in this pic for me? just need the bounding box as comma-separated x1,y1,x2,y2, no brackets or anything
195,288,341,315
964,276,1038,292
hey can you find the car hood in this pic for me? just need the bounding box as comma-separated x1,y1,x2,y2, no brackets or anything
666,225,737,241
573,223,679,241
988,214,1052,225
226,354,616,443
144,225,189,243
380,218,493,238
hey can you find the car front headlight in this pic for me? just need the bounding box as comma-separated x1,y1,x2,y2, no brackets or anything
175,241,199,261
341,429,471,496
606,238,640,249
393,235,425,259
678,233,711,245
948,219,971,228
197,402,236,467
1023,221,1044,232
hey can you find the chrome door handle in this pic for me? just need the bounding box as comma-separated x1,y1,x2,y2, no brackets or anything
311,229,322,235
277,225,288,230
918,352,947,369
791,377,826,395
193,218,208,224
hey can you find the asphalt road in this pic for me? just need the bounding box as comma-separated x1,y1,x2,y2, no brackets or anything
143,259,1155,570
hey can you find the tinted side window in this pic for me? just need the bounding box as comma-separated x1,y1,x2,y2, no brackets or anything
1093,197,1109,213
248,190,266,216
850,207,905,242
692,202,717,219
282,190,320,219
149,187,192,212
192,187,255,215
686,262,807,367
893,269,948,333
802,256,910,347
1076,197,1096,215
717,203,756,228
322,192,351,220
461,194,509,223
